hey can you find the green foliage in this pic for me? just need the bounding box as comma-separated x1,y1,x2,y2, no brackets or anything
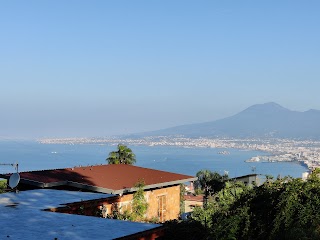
147,216,160,223
106,144,136,165
190,203,216,229
131,180,148,221
190,181,248,230
180,183,186,214
194,187,204,195
0,179,7,193
214,181,247,210
206,174,320,240
195,170,229,209
106,203,130,220
111,209,133,221
195,170,228,196
177,172,320,239
106,180,148,222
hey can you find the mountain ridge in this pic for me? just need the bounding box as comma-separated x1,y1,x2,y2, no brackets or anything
132,102,320,139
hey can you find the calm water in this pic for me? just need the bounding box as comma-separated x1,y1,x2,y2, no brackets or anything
0,141,308,178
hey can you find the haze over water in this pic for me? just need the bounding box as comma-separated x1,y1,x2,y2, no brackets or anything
0,141,307,179
1,2,320,139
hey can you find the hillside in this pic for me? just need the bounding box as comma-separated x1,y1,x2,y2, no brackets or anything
134,102,320,139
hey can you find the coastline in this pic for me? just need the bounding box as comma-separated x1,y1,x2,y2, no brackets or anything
37,136,320,173
0,140,309,178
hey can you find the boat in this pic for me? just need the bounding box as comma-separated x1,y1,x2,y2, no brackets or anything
218,151,230,155
245,156,260,162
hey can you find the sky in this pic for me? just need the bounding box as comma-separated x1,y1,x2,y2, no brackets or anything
1,1,320,139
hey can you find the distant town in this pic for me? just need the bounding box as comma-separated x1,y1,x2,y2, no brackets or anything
39,136,320,171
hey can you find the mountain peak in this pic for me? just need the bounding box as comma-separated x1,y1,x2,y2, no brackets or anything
137,102,320,139
241,102,289,114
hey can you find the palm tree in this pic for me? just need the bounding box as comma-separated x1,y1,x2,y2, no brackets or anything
107,144,136,165
195,170,228,194
195,169,228,208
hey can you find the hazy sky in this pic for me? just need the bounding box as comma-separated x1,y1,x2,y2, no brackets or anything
1,1,320,138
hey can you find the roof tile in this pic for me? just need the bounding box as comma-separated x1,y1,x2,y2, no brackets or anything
15,164,196,192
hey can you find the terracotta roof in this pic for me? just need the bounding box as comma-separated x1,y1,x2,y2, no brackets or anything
1,164,196,194
184,195,204,202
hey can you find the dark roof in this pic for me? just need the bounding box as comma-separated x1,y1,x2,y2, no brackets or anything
231,173,259,180
1,164,196,194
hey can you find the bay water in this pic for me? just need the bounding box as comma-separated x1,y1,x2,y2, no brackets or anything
0,141,308,179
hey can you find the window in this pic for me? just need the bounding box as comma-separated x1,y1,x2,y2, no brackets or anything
158,195,167,222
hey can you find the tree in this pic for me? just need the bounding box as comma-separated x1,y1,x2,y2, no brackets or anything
194,170,228,207
168,171,320,239
131,180,148,221
180,183,186,215
107,144,136,165
195,170,228,195
207,173,320,240
191,181,248,230
105,180,148,222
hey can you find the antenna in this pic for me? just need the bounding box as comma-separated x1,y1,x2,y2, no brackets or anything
0,162,20,190
9,172,20,189
0,163,19,173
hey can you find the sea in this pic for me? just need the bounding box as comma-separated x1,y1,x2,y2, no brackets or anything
0,140,308,180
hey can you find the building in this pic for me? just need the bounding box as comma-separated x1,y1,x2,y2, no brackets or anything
181,174,261,218
0,164,197,222
231,173,260,186
0,189,164,239
184,194,204,213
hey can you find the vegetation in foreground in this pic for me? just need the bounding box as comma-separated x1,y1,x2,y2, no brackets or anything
164,169,320,240
0,180,6,193
104,180,151,222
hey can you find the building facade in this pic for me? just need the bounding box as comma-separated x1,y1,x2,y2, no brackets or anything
1,164,196,222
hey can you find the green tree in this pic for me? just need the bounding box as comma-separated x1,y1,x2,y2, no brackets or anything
106,180,149,222
191,181,248,230
195,170,228,208
207,173,320,240
195,170,228,195
131,180,148,221
166,172,320,240
107,144,136,165
180,183,186,215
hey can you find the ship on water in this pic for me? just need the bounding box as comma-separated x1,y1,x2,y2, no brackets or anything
218,150,230,155
246,156,260,162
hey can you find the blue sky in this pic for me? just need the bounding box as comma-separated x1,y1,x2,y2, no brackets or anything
1,1,320,138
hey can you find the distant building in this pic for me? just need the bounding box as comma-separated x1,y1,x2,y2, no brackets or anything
231,173,260,186
302,171,309,180
184,181,195,193
184,194,204,213
0,164,196,222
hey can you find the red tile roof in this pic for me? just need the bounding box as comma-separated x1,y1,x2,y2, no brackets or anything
184,194,204,202
3,164,196,194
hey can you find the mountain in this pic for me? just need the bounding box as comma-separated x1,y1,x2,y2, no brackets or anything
134,102,320,139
